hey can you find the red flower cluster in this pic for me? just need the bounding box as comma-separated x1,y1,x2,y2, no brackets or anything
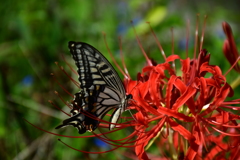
126,51,240,159
121,21,240,159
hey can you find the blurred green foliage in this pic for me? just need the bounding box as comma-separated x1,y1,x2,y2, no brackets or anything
0,0,240,159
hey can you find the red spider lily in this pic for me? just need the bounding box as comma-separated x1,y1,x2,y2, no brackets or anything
25,20,240,160
121,20,240,159
125,51,240,159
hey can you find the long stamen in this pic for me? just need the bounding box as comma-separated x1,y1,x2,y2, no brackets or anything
171,27,176,71
200,15,208,51
194,14,199,59
54,91,72,109
48,100,70,116
50,73,74,98
54,62,80,88
61,54,78,75
118,37,131,79
147,22,167,61
131,21,152,66
103,32,127,78
186,19,190,58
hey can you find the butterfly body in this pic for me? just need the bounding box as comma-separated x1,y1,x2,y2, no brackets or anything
56,41,131,134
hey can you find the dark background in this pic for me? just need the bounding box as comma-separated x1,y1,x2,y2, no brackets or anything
1,0,240,159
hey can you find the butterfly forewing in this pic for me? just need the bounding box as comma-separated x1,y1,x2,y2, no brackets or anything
68,41,125,95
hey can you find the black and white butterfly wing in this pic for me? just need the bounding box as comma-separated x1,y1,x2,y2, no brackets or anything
68,42,130,129
68,42,126,95
55,91,99,134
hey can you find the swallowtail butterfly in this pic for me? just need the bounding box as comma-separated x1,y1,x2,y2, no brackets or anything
56,41,132,134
